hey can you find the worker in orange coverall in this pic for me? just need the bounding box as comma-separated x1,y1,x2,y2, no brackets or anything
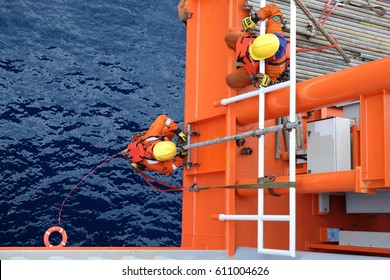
177,0,192,27
225,3,288,89
121,114,187,176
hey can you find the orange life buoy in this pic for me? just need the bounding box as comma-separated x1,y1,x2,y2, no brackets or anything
43,226,67,248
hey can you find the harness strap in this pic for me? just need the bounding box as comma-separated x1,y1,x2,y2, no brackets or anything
189,176,295,195
319,0,342,26
266,58,289,66
132,135,167,161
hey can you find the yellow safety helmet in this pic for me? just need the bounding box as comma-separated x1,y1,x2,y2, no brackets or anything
153,141,177,161
248,34,280,61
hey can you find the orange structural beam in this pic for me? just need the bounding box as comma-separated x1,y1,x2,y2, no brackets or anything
306,242,390,256
235,57,390,125
360,91,390,188
181,0,248,254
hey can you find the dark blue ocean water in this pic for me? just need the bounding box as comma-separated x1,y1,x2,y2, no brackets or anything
0,0,186,247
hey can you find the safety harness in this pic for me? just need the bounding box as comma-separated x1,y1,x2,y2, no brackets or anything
127,134,168,163
235,33,289,74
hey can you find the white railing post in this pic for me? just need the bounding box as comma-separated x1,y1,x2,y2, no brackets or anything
288,0,297,258
257,0,267,255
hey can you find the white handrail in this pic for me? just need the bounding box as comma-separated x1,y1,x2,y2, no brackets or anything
218,81,291,106
220,214,291,222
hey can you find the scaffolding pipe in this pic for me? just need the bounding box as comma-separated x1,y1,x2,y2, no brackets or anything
245,0,390,80
294,0,350,63
181,122,301,150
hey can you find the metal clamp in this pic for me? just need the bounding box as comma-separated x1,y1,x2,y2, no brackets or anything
189,182,200,193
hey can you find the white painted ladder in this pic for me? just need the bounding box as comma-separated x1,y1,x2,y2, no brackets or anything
218,0,297,257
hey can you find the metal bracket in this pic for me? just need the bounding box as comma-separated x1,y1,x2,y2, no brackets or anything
334,0,345,6
186,123,196,170
185,162,200,168
189,182,200,193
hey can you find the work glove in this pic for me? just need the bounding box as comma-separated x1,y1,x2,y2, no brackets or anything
241,13,260,31
131,162,145,171
174,128,187,146
251,73,271,88
178,148,188,159
120,149,129,157
120,149,131,161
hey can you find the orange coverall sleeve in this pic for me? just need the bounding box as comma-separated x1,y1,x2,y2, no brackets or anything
145,114,178,138
254,4,286,82
255,4,284,35
141,114,183,176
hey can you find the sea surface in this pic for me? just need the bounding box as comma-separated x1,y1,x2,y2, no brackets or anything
0,0,186,247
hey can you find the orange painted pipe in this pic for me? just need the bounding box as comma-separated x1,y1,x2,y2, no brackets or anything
236,170,356,197
236,57,390,125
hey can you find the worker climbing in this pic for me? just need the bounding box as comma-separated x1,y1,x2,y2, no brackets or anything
177,0,192,27
225,3,288,89
121,114,187,177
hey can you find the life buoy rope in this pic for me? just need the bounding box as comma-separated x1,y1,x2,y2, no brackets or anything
43,226,67,248
57,152,121,224
50,150,187,248
46,149,190,248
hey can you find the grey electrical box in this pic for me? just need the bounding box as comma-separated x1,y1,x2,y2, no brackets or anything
346,191,390,213
307,117,351,174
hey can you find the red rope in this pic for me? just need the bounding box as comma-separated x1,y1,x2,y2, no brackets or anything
319,0,340,26
57,152,121,224
137,170,189,193
297,39,338,53
297,0,340,54
57,151,189,224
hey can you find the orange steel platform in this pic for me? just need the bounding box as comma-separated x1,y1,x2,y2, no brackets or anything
181,0,390,257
